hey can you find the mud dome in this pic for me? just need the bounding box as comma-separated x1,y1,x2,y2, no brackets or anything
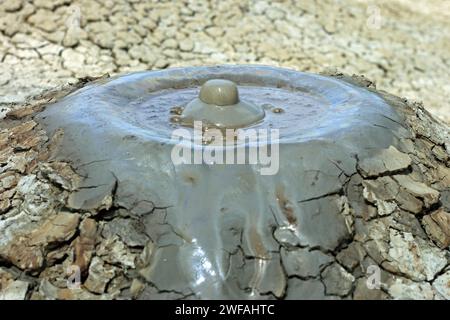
36,65,411,299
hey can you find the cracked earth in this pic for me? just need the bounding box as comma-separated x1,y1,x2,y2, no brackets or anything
0,0,449,300
0,0,449,123
0,74,449,300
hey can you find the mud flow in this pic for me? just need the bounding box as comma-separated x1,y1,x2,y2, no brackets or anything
33,66,424,299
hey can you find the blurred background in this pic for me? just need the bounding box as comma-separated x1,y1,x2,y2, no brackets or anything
0,0,449,122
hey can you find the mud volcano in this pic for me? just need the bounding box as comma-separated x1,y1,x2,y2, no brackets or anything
2,65,448,300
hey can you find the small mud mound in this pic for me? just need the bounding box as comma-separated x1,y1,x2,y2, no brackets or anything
1,67,447,300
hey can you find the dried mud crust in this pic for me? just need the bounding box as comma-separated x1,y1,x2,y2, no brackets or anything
0,74,449,300
0,0,449,123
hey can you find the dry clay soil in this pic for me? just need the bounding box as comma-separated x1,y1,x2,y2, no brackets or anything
0,0,450,301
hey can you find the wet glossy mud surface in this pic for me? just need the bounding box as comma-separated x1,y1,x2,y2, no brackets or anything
36,65,409,299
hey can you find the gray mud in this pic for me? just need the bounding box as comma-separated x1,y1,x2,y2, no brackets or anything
35,66,411,299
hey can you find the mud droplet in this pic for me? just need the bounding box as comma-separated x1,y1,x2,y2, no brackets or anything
272,107,285,114
170,115,181,123
123,134,137,141
170,106,184,115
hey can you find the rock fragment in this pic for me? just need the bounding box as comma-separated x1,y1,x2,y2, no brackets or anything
387,229,447,281
5,106,35,120
0,172,18,193
358,146,412,178
362,177,400,216
336,242,366,270
388,277,435,300
432,270,450,300
39,162,81,191
273,227,302,247
393,175,440,210
29,212,80,246
0,212,79,271
129,279,145,299
0,280,29,300
97,236,137,269
84,257,117,294
321,263,355,296
0,198,12,214
37,279,113,300
346,174,377,220
101,218,149,248
353,278,388,300
73,218,97,275
422,208,450,249
392,210,427,239
362,173,439,215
